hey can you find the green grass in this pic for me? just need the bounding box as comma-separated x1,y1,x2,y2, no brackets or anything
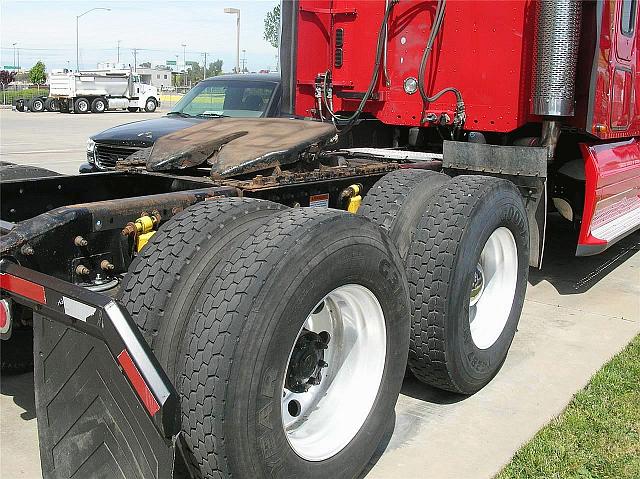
497,334,640,479
1,88,50,104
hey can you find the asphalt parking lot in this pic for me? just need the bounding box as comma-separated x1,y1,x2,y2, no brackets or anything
1,109,639,478
1,108,159,175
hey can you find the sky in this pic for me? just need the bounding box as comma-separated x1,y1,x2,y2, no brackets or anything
0,0,280,73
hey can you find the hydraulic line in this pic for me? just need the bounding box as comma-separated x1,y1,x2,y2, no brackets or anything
322,0,398,128
417,0,465,129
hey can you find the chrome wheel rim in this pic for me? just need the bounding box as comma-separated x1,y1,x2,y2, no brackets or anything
468,227,518,350
282,284,386,461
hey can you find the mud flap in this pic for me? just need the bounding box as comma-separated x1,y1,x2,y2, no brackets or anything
34,314,175,479
0,262,179,479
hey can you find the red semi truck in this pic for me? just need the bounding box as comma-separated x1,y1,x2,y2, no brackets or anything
1,1,638,478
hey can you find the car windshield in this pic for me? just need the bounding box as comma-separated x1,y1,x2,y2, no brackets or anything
170,79,277,118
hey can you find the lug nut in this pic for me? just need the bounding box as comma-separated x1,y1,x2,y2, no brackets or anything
100,260,115,271
20,244,34,256
75,265,90,276
308,377,321,386
74,236,88,247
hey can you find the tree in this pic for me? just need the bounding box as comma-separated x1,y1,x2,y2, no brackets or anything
207,60,223,77
140,61,151,68
0,70,17,90
29,61,46,85
263,3,280,49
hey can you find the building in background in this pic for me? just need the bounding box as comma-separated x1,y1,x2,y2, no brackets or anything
137,66,172,90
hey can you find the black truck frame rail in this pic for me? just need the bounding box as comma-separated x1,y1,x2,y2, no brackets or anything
0,260,180,478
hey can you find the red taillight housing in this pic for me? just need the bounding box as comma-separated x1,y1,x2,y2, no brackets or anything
0,299,10,334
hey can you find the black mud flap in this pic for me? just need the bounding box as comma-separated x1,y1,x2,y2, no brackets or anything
0,262,180,479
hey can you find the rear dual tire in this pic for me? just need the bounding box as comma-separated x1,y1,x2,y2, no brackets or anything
120,199,410,479
74,97,90,114
28,97,45,112
360,171,529,394
91,97,107,113
44,98,59,112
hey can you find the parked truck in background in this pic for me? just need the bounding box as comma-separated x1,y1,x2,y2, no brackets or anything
15,69,159,114
1,1,639,478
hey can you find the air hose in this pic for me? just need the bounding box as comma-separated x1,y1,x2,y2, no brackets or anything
417,0,465,130
322,0,398,128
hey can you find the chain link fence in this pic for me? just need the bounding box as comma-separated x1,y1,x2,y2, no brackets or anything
1,85,49,106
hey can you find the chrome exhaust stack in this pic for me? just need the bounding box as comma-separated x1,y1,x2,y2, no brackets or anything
532,0,582,117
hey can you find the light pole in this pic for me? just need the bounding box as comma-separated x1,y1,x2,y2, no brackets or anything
182,44,187,86
12,43,17,69
117,40,121,64
76,7,110,71
202,52,208,81
224,7,240,73
241,49,246,73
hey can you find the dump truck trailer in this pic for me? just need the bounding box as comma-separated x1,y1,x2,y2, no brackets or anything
15,69,159,114
1,1,639,478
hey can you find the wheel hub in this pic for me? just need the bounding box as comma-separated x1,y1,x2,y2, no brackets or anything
469,263,485,307
285,329,330,393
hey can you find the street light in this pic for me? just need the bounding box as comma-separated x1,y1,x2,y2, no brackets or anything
224,7,240,73
12,43,17,70
182,44,187,86
76,7,111,72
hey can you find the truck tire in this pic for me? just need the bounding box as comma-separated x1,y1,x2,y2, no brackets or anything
44,98,59,112
406,175,529,394
178,208,410,479
118,197,287,383
74,97,90,113
91,97,107,113
358,168,449,260
28,97,45,112
127,107,139,113
14,99,26,112
144,98,157,112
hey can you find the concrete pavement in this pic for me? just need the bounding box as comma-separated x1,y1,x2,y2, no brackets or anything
1,109,159,175
1,110,638,478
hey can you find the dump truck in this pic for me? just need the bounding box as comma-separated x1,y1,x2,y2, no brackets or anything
15,69,159,114
1,1,639,478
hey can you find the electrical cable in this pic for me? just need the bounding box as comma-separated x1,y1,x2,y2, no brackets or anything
321,0,398,128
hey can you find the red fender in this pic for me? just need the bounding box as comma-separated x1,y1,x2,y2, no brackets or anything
577,138,640,255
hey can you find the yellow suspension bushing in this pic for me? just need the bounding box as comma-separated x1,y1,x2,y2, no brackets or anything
136,215,155,234
136,231,156,251
343,184,362,213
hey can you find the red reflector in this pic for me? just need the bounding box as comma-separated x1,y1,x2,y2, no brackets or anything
0,273,46,304
0,300,9,333
117,349,160,416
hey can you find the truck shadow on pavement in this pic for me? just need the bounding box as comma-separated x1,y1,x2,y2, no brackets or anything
529,215,640,295
0,372,36,420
